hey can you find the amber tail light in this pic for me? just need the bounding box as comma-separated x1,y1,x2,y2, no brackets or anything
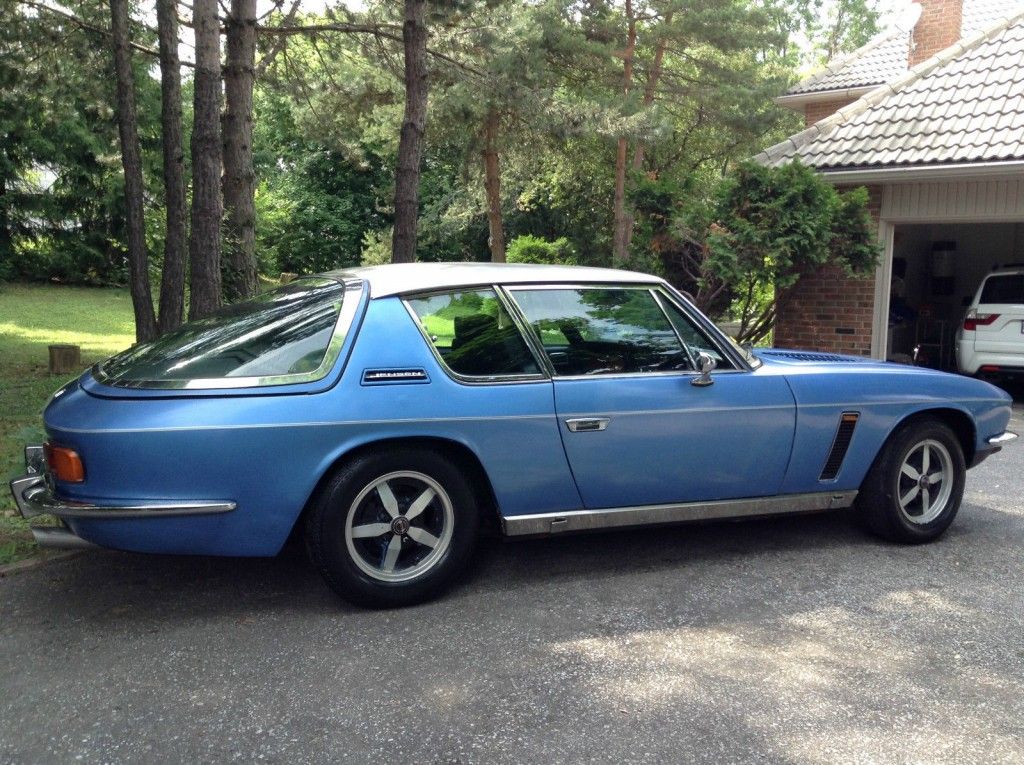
44,443,85,483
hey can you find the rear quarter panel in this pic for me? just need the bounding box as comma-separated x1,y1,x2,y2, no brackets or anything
45,297,580,556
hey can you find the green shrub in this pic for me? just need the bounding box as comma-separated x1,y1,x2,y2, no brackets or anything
506,235,576,265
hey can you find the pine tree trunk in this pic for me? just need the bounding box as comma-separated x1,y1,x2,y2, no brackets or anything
391,0,428,264
109,0,157,343
0,177,10,264
482,109,505,263
624,11,671,253
611,3,636,266
156,0,186,334
630,11,671,173
188,0,223,320
222,0,258,302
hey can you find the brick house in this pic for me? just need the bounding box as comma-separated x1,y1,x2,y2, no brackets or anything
759,0,1024,366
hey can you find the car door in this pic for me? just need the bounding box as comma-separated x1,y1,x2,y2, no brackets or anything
507,285,797,509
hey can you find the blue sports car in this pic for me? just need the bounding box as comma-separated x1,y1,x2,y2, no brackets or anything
10,263,1018,606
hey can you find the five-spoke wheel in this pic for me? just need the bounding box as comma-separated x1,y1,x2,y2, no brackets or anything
858,417,966,543
306,447,480,608
344,471,455,583
895,439,954,526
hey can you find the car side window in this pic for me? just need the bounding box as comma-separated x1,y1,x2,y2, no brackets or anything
407,289,541,378
511,287,693,375
660,298,735,369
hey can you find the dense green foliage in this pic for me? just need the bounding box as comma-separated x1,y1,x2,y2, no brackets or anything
1,0,880,319
506,235,577,265
634,160,879,342
0,1,165,285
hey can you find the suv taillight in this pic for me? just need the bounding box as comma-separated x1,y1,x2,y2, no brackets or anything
963,311,999,331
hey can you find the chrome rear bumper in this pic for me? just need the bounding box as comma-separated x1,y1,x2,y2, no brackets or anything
8,445,237,548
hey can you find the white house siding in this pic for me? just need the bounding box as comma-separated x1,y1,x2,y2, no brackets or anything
882,178,1024,222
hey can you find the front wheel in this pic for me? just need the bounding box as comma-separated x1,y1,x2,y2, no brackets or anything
306,448,480,608
857,418,966,543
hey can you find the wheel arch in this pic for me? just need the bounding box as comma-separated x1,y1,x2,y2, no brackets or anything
285,435,504,549
887,406,977,466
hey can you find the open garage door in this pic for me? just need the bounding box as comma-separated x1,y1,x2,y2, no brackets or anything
886,223,1024,372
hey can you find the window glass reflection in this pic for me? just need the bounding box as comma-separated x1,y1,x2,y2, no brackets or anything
99,279,345,383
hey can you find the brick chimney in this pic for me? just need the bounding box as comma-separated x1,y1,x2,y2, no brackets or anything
909,0,963,66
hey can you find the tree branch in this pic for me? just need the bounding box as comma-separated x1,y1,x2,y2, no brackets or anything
20,0,195,67
259,22,486,76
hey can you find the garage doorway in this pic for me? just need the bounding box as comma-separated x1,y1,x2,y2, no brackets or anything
886,222,1024,370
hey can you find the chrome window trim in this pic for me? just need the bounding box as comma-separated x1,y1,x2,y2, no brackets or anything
650,289,698,371
92,277,364,390
658,284,755,371
401,287,551,387
503,282,745,380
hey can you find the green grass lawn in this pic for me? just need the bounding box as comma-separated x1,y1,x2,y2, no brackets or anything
0,282,135,564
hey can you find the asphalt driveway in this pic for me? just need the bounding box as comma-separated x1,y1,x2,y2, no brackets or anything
2,406,1023,764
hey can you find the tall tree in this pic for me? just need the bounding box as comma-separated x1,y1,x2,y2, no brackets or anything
223,0,259,301
156,0,186,333
188,0,223,320
481,108,505,262
611,0,637,265
109,0,157,342
391,0,428,263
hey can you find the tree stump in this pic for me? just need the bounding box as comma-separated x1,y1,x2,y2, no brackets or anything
279,272,297,284
49,344,81,374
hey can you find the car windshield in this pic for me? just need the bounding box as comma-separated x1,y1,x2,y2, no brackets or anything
97,278,345,385
980,273,1024,304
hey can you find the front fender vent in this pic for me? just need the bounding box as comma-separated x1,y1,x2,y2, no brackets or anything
820,412,860,481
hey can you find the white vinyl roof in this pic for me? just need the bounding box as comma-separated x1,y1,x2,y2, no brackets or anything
328,262,664,298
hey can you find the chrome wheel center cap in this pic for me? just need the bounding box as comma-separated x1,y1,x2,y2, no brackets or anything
391,516,411,536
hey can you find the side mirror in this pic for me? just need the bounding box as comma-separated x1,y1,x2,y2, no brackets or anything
691,352,717,387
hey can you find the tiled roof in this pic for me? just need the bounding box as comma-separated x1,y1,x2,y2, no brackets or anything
785,0,1024,96
759,10,1024,169
786,29,911,95
964,0,1024,32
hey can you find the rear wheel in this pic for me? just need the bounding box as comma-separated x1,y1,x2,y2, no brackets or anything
857,418,966,543
306,448,479,607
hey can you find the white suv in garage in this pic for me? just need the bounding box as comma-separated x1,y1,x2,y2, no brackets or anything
955,266,1024,377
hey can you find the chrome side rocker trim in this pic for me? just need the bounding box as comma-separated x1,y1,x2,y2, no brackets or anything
501,490,859,536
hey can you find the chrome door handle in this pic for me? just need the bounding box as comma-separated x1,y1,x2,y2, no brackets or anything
565,417,610,432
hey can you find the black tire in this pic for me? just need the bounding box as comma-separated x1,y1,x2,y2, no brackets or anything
306,447,480,608
857,417,966,543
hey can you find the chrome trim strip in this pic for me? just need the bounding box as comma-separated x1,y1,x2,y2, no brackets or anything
10,474,236,520
501,490,859,536
91,277,364,390
988,431,1018,445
